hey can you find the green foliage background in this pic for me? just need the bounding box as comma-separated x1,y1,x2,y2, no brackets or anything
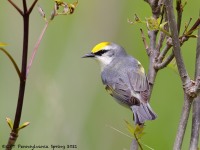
0,0,199,149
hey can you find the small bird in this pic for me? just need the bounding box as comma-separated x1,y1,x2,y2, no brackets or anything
82,42,157,124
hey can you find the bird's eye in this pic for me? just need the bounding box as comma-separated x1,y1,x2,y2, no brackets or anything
94,50,108,56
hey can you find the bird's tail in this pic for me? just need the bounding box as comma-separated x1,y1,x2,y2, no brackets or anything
131,103,157,125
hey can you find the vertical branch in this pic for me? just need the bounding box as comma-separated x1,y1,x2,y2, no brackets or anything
165,0,193,150
6,16,29,150
6,0,38,149
144,0,161,97
147,30,159,96
189,24,200,150
22,0,27,12
165,0,190,85
13,13,29,130
173,94,193,150
176,0,182,34
6,10,30,150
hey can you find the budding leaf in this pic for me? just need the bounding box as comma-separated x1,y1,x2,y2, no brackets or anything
124,120,145,140
146,17,160,30
18,122,30,131
6,117,13,130
159,22,171,36
159,22,168,29
125,120,135,136
134,124,145,139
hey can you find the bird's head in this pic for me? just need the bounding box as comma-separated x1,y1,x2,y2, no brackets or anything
82,42,127,68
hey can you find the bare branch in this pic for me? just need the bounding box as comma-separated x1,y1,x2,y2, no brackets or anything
140,29,150,55
186,17,200,36
147,30,159,97
155,17,200,70
164,1,194,149
190,97,200,150
26,22,49,76
176,0,183,34
28,0,38,14
165,0,190,85
173,94,193,150
156,31,166,52
22,0,27,13
157,7,169,52
154,47,173,70
189,22,200,150
182,18,192,35
157,41,172,61
7,0,23,16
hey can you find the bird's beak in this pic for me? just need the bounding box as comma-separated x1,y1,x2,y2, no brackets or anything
82,52,95,58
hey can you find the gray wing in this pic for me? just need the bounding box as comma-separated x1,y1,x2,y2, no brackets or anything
127,70,150,103
102,69,149,105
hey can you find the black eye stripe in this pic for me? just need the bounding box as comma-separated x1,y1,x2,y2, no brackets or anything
94,50,108,56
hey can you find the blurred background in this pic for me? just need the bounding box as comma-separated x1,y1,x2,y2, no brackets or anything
0,0,199,149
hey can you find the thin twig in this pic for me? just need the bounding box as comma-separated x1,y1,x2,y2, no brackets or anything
0,48,20,78
7,0,23,16
134,133,143,150
154,52,174,69
157,44,171,61
182,18,192,35
28,0,39,14
26,21,49,76
186,17,200,36
156,31,166,52
155,17,200,70
157,8,169,52
140,28,149,55
176,0,183,34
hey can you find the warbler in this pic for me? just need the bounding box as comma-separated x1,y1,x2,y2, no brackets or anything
82,42,157,124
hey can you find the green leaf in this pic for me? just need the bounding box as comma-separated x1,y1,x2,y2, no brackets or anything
6,117,13,130
124,120,145,139
146,16,160,30
125,120,135,136
18,122,30,131
134,125,145,139
159,22,168,29
159,22,171,36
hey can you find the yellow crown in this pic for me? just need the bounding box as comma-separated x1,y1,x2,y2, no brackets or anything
92,42,110,53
